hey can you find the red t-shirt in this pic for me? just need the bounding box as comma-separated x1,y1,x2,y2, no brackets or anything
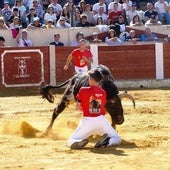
71,48,93,67
108,10,122,24
76,86,106,117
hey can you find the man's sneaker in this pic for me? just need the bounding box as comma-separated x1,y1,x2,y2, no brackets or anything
71,139,89,149
94,134,110,148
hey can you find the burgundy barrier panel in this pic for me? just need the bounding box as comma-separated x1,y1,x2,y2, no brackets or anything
98,44,155,80
0,47,50,88
163,44,170,78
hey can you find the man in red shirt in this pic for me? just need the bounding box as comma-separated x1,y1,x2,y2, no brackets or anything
64,39,93,74
67,69,121,149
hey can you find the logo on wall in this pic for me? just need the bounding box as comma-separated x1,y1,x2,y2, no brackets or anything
16,57,30,78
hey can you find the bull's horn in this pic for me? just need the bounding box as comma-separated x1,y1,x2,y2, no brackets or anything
118,92,135,109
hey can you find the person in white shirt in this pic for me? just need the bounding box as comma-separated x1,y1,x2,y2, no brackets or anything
44,6,57,25
108,0,122,14
16,29,33,47
56,17,71,28
92,0,107,15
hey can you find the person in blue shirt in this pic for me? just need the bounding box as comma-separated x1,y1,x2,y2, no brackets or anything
141,27,159,41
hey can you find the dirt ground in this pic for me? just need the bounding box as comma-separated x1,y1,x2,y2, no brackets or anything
0,88,170,170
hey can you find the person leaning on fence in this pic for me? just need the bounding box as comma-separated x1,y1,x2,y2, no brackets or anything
64,39,93,74
50,33,64,46
67,69,121,149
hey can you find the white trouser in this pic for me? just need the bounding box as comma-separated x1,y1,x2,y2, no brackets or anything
67,115,121,147
75,65,88,74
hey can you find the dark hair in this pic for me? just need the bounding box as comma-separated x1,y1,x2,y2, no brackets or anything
76,32,84,39
88,69,102,83
0,36,5,42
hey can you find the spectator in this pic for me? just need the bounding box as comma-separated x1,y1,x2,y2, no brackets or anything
107,2,122,25
67,69,121,149
64,39,93,74
0,36,5,47
122,0,132,13
72,8,81,27
26,6,37,25
82,4,94,25
27,17,45,28
60,6,70,24
70,31,85,46
90,32,103,43
105,29,122,46
0,17,9,29
95,16,109,32
141,27,159,41
44,6,57,25
114,14,128,33
76,13,91,27
108,0,122,14
32,0,44,24
126,29,141,43
45,19,55,28
92,0,107,15
7,7,20,27
6,0,15,8
144,2,158,23
1,1,13,24
126,3,139,24
78,0,86,14
13,0,27,28
56,16,71,28
130,14,144,26
50,33,64,46
41,0,50,12
48,0,62,21
145,15,162,26
93,6,108,25
9,16,22,38
16,29,33,46
154,0,169,24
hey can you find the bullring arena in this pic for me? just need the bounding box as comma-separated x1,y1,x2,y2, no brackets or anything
0,27,170,170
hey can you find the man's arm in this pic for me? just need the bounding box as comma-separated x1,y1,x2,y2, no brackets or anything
64,54,73,70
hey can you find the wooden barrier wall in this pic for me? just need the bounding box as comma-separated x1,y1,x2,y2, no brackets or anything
0,43,169,88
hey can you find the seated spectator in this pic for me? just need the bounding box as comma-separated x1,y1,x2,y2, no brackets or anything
70,32,84,46
126,29,141,43
16,29,33,47
78,0,86,14
90,32,103,43
95,16,109,32
0,36,5,47
60,5,71,24
7,7,20,27
141,27,159,41
154,0,169,24
9,16,22,38
45,19,55,28
44,6,57,25
93,6,108,25
48,0,62,21
92,0,107,15
72,8,81,27
130,14,144,26
26,6,37,26
76,13,91,27
13,0,27,28
108,0,122,14
27,17,45,29
105,29,122,46
122,0,132,13
1,1,13,24
0,17,9,29
56,17,71,28
145,15,162,26
114,14,128,33
50,33,64,46
32,0,44,24
82,4,94,25
107,2,122,25
144,2,158,23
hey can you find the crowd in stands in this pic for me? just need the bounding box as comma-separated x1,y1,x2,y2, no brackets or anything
0,0,170,47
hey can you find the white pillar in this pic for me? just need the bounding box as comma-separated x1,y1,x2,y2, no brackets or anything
49,45,56,85
90,45,99,69
155,43,164,80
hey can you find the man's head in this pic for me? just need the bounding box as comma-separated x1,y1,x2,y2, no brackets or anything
54,33,60,41
0,36,5,46
78,39,87,49
88,69,102,86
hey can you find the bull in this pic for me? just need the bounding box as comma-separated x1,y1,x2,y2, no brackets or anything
40,65,135,134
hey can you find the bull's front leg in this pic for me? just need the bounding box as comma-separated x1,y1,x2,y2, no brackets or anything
46,99,69,134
